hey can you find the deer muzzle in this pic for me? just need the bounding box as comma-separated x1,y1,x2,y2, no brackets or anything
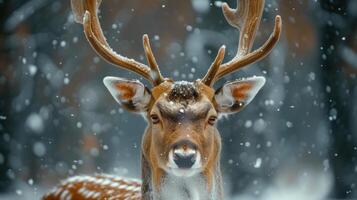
167,140,202,177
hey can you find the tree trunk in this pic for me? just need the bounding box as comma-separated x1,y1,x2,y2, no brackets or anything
320,0,357,198
0,0,13,192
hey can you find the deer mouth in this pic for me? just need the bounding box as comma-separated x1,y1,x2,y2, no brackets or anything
166,149,202,177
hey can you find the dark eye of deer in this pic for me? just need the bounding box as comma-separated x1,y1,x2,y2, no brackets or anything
150,114,160,124
208,116,217,125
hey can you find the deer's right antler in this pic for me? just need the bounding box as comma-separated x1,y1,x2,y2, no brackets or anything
71,0,165,86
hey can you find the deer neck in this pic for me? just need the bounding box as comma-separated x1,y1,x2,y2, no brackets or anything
142,162,222,200
141,128,223,200
155,173,214,200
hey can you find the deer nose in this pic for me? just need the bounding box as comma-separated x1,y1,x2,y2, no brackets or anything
172,142,197,169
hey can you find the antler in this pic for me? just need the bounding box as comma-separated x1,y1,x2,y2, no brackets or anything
202,46,226,86
203,0,282,86
71,0,165,86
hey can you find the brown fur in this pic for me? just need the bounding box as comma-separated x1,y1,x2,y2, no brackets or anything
42,81,255,200
44,0,279,198
140,82,222,199
42,174,141,200
231,83,252,101
167,82,200,103
115,83,136,100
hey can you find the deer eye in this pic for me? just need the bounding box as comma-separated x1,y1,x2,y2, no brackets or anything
208,116,217,125
150,114,160,124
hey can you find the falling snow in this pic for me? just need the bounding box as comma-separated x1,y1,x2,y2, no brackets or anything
0,0,356,199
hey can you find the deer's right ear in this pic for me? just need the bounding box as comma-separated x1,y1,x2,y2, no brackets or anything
103,76,152,112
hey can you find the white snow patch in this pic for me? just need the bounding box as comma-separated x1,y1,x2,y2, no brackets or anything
33,142,46,157
254,158,262,168
253,118,266,133
26,113,44,134
191,0,210,13
28,64,38,76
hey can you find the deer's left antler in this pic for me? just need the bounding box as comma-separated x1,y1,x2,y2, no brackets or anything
202,0,282,86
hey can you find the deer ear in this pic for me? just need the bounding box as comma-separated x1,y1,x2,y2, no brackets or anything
103,76,152,112
214,76,265,113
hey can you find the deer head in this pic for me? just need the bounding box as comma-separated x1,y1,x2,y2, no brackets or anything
70,0,282,199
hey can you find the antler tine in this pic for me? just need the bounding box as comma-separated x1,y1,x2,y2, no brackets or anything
202,46,226,86
205,0,282,85
71,0,109,48
223,0,264,57
142,34,165,85
72,0,165,86
216,15,282,80
82,12,152,81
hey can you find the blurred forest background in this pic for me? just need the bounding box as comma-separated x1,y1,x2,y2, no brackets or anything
0,0,357,199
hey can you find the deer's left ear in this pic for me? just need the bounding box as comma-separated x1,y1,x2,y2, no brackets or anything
103,76,152,112
214,76,265,113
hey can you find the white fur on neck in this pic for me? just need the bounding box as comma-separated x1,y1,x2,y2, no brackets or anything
154,174,211,200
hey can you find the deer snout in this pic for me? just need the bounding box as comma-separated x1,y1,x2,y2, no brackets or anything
173,149,196,169
166,140,202,177
172,141,198,169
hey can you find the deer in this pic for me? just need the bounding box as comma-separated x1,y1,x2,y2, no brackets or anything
42,0,281,199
